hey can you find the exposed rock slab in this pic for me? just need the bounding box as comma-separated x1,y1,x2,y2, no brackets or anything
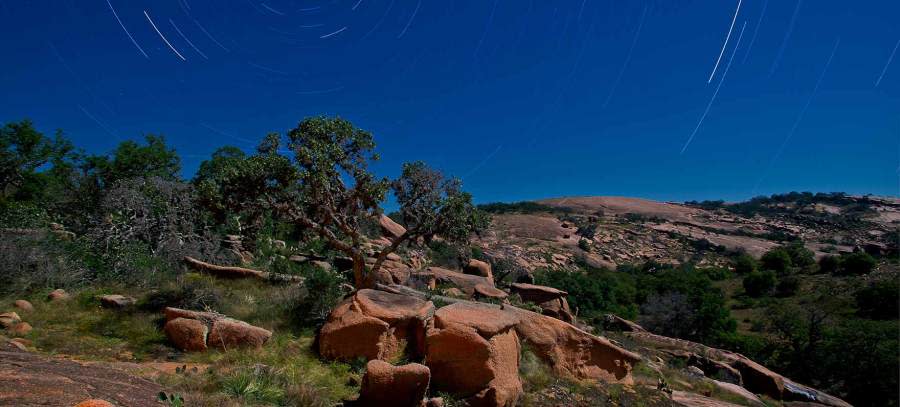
0,348,164,407
319,289,434,361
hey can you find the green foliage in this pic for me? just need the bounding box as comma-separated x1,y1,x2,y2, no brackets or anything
732,253,757,275
775,275,800,297
157,392,184,407
837,252,876,275
0,119,75,203
477,201,567,214
139,277,223,312
577,238,591,251
292,265,347,329
783,241,816,272
854,279,899,320
631,263,736,344
760,248,792,275
393,161,490,245
535,264,637,322
88,134,181,187
743,270,776,297
818,255,841,274
427,239,466,269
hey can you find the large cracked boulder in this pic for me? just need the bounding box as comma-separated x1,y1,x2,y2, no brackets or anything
162,307,271,352
355,360,431,407
426,302,522,407
508,307,639,383
419,267,495,296
509,283,574,323
319,289,434,362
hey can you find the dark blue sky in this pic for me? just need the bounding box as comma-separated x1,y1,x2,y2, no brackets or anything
1,0,897,203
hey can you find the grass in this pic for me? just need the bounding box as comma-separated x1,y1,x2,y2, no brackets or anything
2,272,356,407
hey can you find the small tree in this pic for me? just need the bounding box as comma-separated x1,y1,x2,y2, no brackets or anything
761,247,792,275
265,117,487,288
743,270,776,297
733,254,757,274
838,252,876,276
817,255,841,274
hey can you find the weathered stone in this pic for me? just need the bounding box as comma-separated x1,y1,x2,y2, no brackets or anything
473,284,508,300
9,322,32,336
207,319,272,350
427,302,522,407
0,312,21,328
99,294,136,309
356,360,430,407
379,214,407,241
47,289,69,301
464,259,493,281
319,289,434,362
13,300,33,312
164,317,208,352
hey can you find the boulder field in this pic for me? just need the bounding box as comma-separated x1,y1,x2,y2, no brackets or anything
318,289,640,406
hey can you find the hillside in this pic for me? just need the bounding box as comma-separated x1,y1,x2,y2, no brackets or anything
1,119,896,407
478,193,898,273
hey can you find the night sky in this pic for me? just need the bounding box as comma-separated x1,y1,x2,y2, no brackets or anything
1,0,897,204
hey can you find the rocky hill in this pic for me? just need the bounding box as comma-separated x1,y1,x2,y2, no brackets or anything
477,193,898,275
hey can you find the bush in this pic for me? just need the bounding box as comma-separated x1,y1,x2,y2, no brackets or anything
775,275,800,297
760,248,792,274
732,254,757,275
784,242,816,272
838,252,876,275
0,232,91,296
427,240,466,269
578,238,591,251
743,270,776,297
292,266,347,329
140,277,223,312
535,265,637,322
855,280,899,320
818,255,841,274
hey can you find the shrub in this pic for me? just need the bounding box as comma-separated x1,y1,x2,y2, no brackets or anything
855,280,899,320
784,242,816,272
838,252,876,275
139,277,223,312
427,240,466,269
818,255,841,274
732,254,757,275
775,275,800,297
535,264,637,322
578,238,591,251
760,248,792,274
743,270,776,297
292,266,347,329
0,232,91,296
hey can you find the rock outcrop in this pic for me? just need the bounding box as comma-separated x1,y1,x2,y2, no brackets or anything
464,259,494,281
426,302,522,407
0,312,20,328
47,289,69,301
12,300,33,312
625,330,851,407
379,214,407,241
0,348,165,406
163,307,271,352
355,360,431,407
99,294,136,309
418,267,495,296
319,289,434,361
509,283,574,322
508,307,639,383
